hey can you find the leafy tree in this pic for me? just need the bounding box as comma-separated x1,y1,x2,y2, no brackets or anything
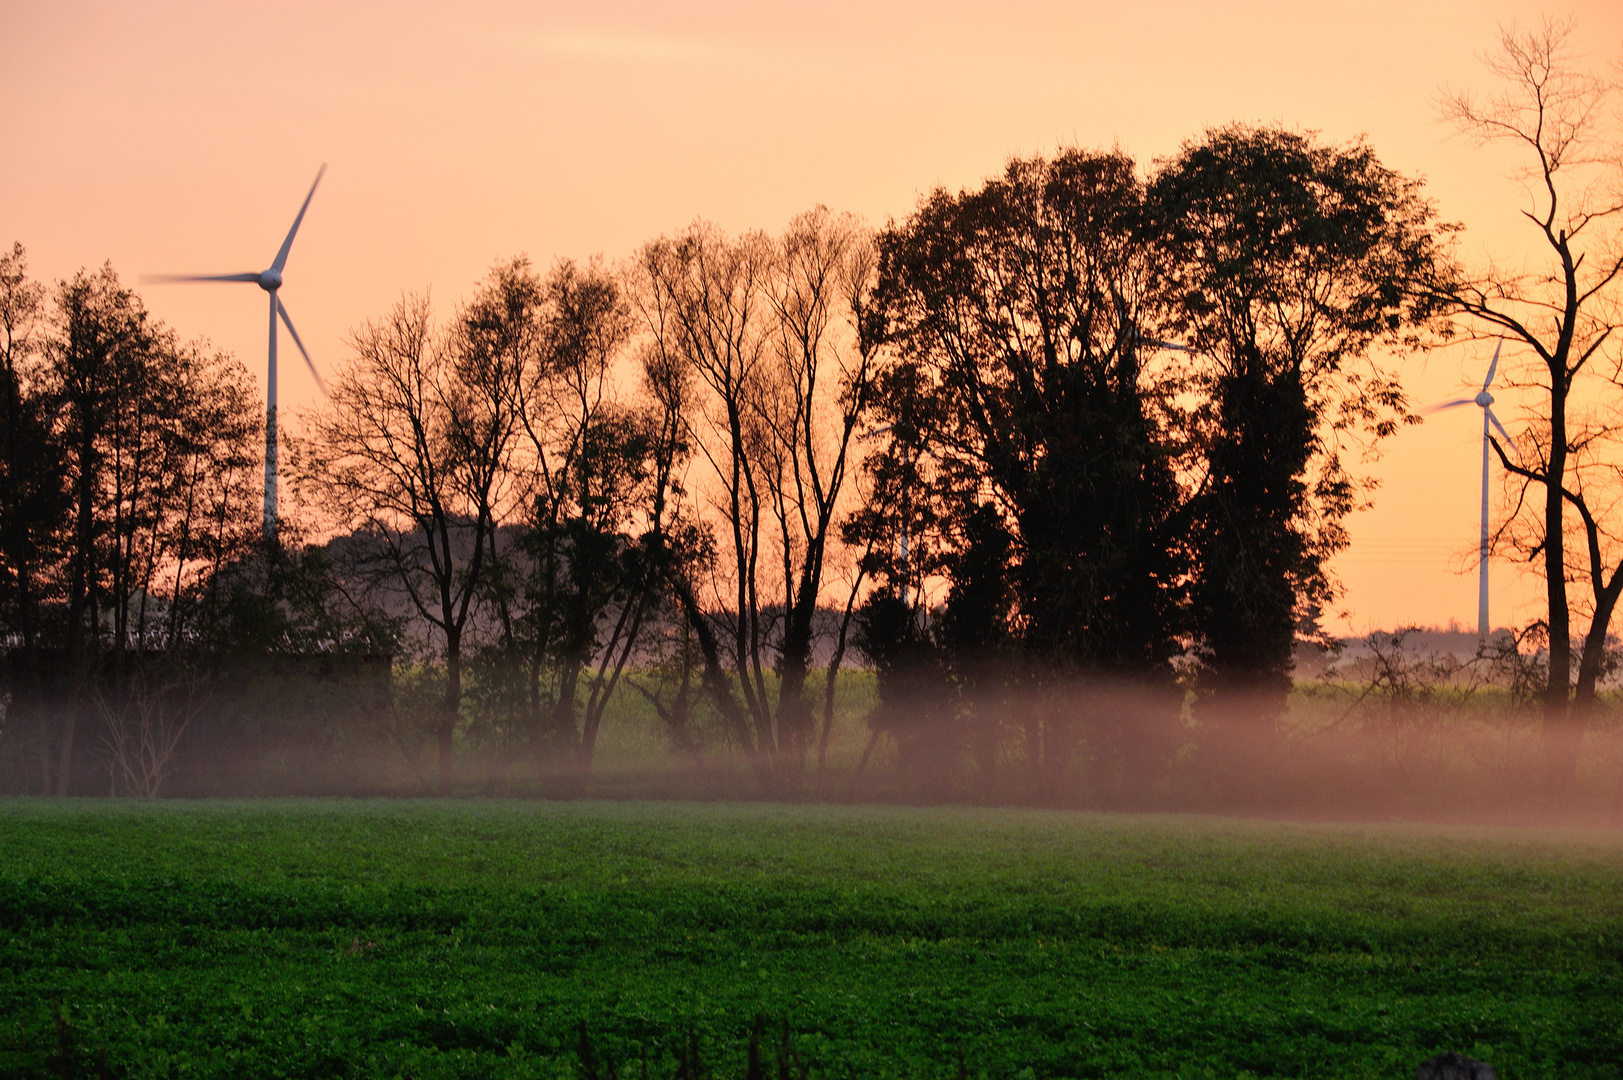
0,244,67,793
0,255,261,793
52,265,159,700
877,151,1192,666
852,586,950,790
1148,126,1443,763
0,245,64,664
870,149,1192,792
934,501,1018,789
44,265,260,792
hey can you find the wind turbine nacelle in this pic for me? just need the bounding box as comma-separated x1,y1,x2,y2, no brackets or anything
1475,390,1494,407
257,269,283,291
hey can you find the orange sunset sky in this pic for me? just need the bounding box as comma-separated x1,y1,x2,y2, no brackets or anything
4,0,1622,637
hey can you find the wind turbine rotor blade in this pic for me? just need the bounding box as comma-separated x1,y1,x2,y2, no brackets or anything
141,272,261,284
269,163,327,274
1483,338,1504,390
276,298,328,396
1485,408,1516,457
1423,398,1476,414
1140,336,1195,353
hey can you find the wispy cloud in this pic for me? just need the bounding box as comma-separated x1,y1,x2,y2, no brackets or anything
506,29,733,66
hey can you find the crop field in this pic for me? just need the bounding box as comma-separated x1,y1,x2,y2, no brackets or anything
1,801,1621,1079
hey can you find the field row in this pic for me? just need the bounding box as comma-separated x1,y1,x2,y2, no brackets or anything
2,801,1620,1078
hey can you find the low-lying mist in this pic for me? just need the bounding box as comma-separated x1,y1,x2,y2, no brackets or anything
4,628,1619,829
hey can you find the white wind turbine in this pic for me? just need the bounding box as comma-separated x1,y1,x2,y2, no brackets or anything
147,166,329,545
1427,339,1515,641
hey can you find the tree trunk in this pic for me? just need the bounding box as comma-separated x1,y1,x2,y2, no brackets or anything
1024,710,1043,800
579,596,651,791
37,708,53,795
817,663,839,779
776,605,814,779
666,559,758,761
439,632,461,798
849,727,882,798
818,564,869,779
553,656,588,793
1543,372,1574,804
1563,582,1622,814
60,424,98,797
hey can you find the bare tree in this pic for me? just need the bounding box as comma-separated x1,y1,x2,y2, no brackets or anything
758,208,880,776
625,268,752,758
96,663,206,797
297,288,519,796
1438,15,1623,800
629,224,776,771
628,214,878,785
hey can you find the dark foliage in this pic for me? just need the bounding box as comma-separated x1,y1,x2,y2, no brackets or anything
838,131,1445,798
1148,126,1443,782
873,149,1192,679
1150,125,1439,704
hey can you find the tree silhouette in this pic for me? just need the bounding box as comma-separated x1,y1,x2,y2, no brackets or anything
0,253,260,793
628,214,878,787
298,288,517,796
1149,125,1442,775
871,149,1191,793
1436,15,1623,802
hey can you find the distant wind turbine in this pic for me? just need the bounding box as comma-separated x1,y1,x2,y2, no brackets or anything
1427,340,1515,641
146,165,329,545
1125,331,1194,354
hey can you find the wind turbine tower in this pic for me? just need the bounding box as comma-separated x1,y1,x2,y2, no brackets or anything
1428,340,1514,640
148,166,329,545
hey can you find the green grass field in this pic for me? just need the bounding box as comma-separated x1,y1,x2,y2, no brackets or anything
2,800,1620,1079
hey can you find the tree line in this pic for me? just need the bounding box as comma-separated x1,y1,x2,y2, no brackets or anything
0,124,1445,798
284,125,1442,800
3,20,1620,803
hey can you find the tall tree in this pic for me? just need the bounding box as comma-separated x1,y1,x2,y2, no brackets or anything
508,258,660,782
7,261,260,794
630,224,775,771
1149,126,1442,765
629,215,878,784
298,286,518,796
0,244,67,794
626,259,752,760
48,265,161,793
872,149,1192,793
0,245,62,663
757,207,879,775
1436,16,1623,802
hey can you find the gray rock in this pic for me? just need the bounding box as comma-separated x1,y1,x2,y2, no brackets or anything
1415,1053,1496,1080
